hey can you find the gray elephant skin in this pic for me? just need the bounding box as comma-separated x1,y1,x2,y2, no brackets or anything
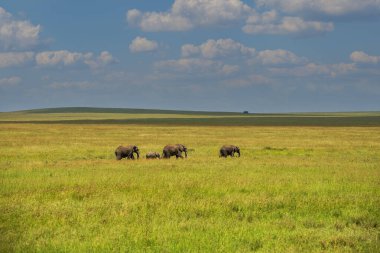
146,152,161,159
115,145,140,160
219,145,240,158
162,144,188,159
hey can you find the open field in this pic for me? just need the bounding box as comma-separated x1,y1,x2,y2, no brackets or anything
0,109,379,252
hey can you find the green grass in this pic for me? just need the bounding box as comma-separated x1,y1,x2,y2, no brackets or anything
0,109,379,252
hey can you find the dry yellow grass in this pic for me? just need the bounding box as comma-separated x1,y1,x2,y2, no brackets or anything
1,119,379,252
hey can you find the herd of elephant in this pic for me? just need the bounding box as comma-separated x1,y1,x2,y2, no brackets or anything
115,144,241,160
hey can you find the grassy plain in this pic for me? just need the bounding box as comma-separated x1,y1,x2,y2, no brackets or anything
0,109,379,252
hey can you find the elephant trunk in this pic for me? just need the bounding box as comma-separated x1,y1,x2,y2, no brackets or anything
136,151,140,159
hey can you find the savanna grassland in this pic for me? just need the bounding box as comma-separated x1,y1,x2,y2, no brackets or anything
0,109,379,252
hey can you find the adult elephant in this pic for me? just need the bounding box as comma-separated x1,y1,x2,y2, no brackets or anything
219,145,240,158
146,152,161,159
115,145,140,160
162,144,188,159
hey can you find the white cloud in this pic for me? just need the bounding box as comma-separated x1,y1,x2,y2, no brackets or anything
35,50,85,66
222,74,272,87
222,64,240,75
255,0,380,17
127,0,252,32
256,49,306,65
126,9,142,25
129,37,158,53
243,11,334,35
0,52,34,68
171,0,252,25
98,51,114,64
269,62,356,77
181,38,255,58
0,7,41,49
350,51,380,64
181,39,303,66
155,58,239,76
0,76,21,87
49,81,94,89
35,50,115,68
126,1,338,35
127,11,193,32
84,51,116,69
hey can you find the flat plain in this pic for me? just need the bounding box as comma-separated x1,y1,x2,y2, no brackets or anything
0,108,379,252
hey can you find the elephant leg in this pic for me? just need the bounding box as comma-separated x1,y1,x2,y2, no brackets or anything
176,151,183,159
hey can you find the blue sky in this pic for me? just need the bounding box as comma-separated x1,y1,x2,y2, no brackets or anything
1,0,380,112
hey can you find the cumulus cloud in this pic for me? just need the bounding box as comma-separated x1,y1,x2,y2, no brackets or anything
49,81,94,89
100,51,114,63
181,38,304,66
255,0,380,17
181,38,255,58
350,51,380,64
0,7,41,49
35,50,115,68
222,74,273,88
126,0,338,36
127,0,252,32
129,37,158,53
243,11,334,35
127,10,193,32
0,76,21,87
84,51,116,69
35,50,86,66
269,62,356,77
155,58,239,76
256,49,306,65
0,52,34,68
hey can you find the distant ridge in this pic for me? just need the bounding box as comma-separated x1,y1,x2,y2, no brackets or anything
8,107,380,115
17,107,240,115
1,107,380,126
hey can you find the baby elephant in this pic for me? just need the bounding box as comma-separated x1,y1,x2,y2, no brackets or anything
219,145,240,158
115,145,140,160
146,152,161,159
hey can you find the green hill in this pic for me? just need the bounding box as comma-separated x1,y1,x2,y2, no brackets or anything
1,107,380,126
17,107,241,115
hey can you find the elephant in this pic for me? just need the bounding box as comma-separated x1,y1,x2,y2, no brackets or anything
115,145,140,160
146,152,161,159
219,145,240,158
162,144,188,159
